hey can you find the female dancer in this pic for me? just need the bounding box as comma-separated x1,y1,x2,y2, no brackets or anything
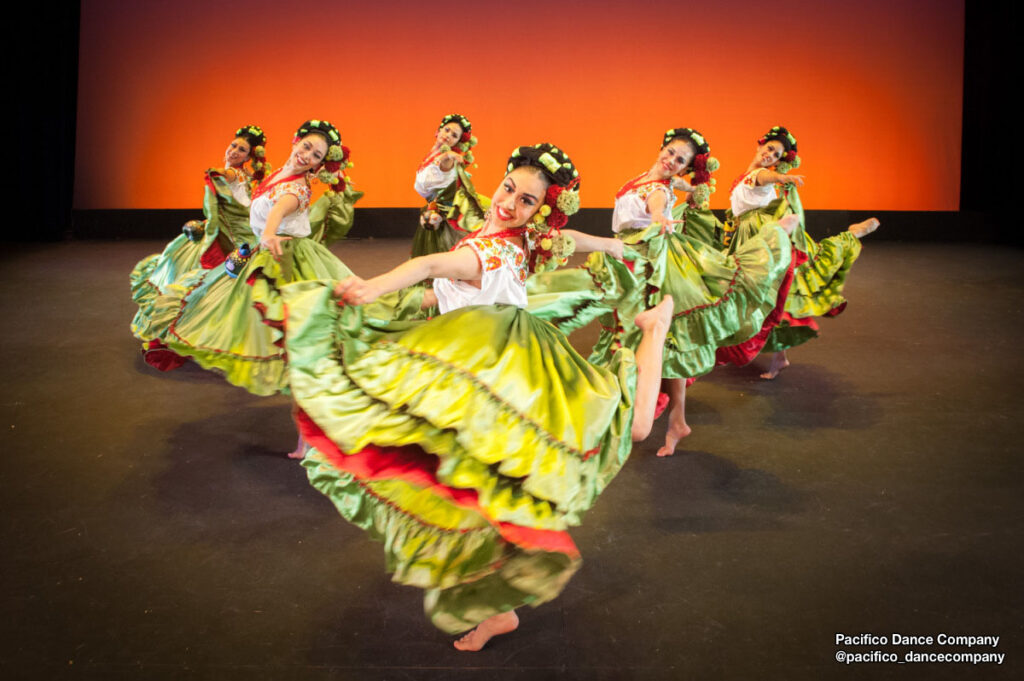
131,124,269,368
726,126,878,379
139,119,361,396
280,143,673,650
592,128,796,456
412,113,485,257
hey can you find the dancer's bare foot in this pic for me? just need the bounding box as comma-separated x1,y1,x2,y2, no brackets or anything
849,217,880,238
287,434,306,460
656,404,692,457
453,610,519,651
779,214,799,235
635,295,674,333
760,351,790,380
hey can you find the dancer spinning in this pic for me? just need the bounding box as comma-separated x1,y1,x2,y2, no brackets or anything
281,143,673,650
725,126,879,379
131,124,269,368
412,113,486,258
595,127,796,456
139,119,361,396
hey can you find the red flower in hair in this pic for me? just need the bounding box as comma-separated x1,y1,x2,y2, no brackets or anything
757,137,767,145
547,210,568,229
545,185,563,206
784,150,796,162
341,145,351,161
691,153,710,185
460,131,471,143
324,160,342,173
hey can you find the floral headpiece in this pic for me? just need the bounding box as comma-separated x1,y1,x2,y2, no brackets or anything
438,113,478,165
662,127,721,209
758,125,801,173
506,143,581,272
235,124,269,182
295,119,353,194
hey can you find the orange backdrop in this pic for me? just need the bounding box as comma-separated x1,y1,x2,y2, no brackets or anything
74,0,963,211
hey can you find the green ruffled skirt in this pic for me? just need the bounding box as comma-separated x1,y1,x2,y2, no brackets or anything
411,221,462,258
411,166,486,258
131,170,254,344
282,282,637,633
148,240,352,395
726,187,863,352
528,222,792,377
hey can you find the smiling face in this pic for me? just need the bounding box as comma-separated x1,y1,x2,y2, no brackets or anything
224,136,252,167
488,166,547,230
757,140,786,168
287,133,329,173
652,139,696,179
436,121,464,148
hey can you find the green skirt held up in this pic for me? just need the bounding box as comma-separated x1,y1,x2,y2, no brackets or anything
282,280,639,633
724,185,863,353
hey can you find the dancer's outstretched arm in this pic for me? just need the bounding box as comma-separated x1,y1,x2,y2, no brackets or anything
561,229,624,259
336,247,482,306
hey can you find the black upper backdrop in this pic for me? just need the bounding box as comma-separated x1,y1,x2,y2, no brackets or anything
11,3,1016,244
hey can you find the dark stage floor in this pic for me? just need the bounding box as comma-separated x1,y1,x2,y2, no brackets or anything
2,239,1022,680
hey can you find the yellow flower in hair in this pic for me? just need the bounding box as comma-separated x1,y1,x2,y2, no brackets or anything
556,190,580,215
539,205,551,217
540,238,553,250
532,214,545,224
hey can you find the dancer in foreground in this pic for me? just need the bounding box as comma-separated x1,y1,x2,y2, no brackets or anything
281,143,672,650
725,126,879,379
131,124,269,368
412,113,485,258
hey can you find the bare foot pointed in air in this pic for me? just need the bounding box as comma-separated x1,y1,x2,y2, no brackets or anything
849,217,880,238
760,351,790,380
453,610,519,651
634,295,674,333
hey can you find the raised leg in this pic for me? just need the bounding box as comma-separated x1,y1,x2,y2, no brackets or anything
630,296,674,442
849,217,880,238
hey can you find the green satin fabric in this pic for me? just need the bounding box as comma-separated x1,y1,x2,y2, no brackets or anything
151,239,352,395
308,183,364,245
283,281,637,631
130,170,254,340
411,165,486,258
728,186,864,352
526,247,645,339
615,225,792,377
527,222,792,378
671,204,728,247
